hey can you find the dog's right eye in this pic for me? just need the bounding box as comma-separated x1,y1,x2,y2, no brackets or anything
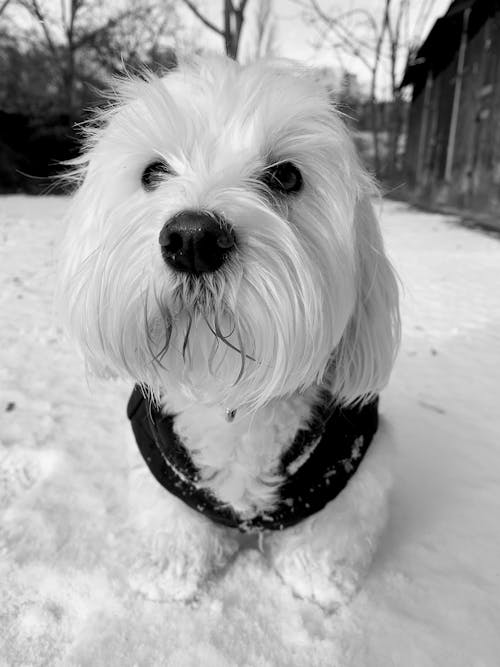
261,161,303,195
141,161,173,191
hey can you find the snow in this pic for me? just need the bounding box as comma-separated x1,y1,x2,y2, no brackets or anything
1,194,500,666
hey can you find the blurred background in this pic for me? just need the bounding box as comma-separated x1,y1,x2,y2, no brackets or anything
0,0,498,226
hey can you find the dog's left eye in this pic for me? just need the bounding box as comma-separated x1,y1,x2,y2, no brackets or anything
141,161,174,191
262,161,303,194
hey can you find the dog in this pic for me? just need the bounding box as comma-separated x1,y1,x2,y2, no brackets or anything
58,55,400,610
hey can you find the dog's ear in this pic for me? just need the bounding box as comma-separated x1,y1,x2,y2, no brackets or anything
330,196,400,404
56,170,115,379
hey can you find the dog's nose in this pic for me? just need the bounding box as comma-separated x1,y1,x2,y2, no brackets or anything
159,210,236,274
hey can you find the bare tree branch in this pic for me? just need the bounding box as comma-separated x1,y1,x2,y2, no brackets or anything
182,0,249,59
60,0,67,35
252,0,277,58
310,1,378,38
73,8,148,49
228,0,248,58
309,0,380,70
24,0,59,58
306,0,413,177
180,0,224,36
0,0,12,17
69,0,83,39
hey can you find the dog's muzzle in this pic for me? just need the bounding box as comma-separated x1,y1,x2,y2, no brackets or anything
159,210,236,274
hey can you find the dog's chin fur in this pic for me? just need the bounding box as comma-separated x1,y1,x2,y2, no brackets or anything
58,54,400,607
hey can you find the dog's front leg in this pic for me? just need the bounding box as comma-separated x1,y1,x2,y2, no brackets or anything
125,462,238,602
266,434,393,611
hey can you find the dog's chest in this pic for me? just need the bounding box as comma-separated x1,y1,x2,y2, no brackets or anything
162,391,318,517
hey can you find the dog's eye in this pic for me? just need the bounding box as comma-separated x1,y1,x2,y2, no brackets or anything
262,161,303,194
141,160,173,191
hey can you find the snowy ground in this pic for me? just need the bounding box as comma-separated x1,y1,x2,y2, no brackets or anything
1,195,499,666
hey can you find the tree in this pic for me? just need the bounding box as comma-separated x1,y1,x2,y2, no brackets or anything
251,0,277,60
0,0,181,192
80,3,180,77
305,0,416,179
181,0,249,60
9,0,179,120
0,0,12,17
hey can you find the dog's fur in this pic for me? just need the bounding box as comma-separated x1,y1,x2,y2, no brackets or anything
59,55,400,609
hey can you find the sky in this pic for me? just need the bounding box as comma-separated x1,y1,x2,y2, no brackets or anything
5,0,454,98
272,0,452,61
185,0,453,96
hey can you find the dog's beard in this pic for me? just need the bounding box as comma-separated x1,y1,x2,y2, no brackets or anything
64,193,358,412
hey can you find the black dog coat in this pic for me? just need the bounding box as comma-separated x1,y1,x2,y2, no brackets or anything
127,385,378,532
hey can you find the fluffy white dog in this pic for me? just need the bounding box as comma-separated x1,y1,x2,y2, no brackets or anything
59,55,400,610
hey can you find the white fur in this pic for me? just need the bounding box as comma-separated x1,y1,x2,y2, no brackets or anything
266,420,395,609
165,386,319,516
58,55,400,608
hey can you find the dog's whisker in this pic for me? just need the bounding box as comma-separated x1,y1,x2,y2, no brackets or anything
207,334,221,377
232,327,247,386
212,309,236,340
136,284,172,377
207,316,257,364
181,313,193,363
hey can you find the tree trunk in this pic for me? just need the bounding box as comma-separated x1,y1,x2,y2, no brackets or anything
369,61,381,177
223,0,245,59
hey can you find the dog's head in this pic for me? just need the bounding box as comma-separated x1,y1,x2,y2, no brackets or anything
59,56,399,411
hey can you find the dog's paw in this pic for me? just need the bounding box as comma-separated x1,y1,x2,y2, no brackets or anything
128,542,205,602
127,526,238,603
270,546,361,611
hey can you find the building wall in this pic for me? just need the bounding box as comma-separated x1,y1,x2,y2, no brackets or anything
405,81,425,188
452,13,500,211
405,11,500,219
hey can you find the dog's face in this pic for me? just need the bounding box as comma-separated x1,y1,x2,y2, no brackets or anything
59,56,399,411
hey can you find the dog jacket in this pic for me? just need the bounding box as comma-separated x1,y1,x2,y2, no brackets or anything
127,385,378,532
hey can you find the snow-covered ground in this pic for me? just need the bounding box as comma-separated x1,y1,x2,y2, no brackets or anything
1,195,499,666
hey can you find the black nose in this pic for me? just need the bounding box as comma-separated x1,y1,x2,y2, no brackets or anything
159,210,236,274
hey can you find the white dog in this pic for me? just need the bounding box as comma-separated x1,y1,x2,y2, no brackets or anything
59,55,400,610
